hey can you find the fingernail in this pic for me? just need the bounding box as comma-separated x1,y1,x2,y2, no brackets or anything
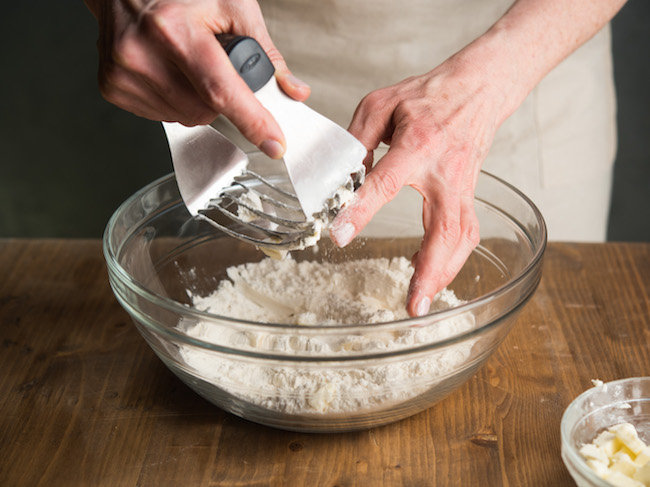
286,73,310,90
331,222,355,247
260,139,285,159
415,296,431,317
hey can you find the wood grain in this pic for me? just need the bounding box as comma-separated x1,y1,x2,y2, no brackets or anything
1,240,649,486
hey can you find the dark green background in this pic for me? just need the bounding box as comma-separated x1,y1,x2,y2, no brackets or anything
1,1,648,240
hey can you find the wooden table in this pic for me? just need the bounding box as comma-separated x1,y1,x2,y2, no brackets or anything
1,240,649,486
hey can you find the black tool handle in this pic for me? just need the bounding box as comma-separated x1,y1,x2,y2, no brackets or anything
216,34,275,92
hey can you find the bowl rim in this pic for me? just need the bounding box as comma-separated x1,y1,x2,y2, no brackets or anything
560,376,650,486
103,170,547,335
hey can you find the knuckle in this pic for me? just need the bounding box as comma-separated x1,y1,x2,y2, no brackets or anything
359,89,389,111
203,81,231,111
438,266,457,287
432,153,467,188
264,46,286,70
139,4,189,56
403,124,434,153
427,263,457,290
180,108,218,127
437,216,462,248
140,4,178,34
362,90,382,105
98,63,122,100
394,107,438,154
373,168,402,202
246,117,268,141
444,160,466,186
192,110,219,126
396,98,422,118
111,35,142,72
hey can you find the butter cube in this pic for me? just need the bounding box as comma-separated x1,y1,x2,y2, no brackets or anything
580,443,609,464
633,463,650,485
580,422,650,485
612,423,647,455
594,429,623,457
611,451,639,477
635,446,650,467
586,459,610,478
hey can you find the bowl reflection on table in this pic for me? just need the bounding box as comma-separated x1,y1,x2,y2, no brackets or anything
103,153,546,433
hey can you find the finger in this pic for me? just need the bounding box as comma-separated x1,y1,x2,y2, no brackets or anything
330,147,412,247
346,91,398,174
406,196,461,317
198,34,287,157
347,89,397,150
406,194,480,317
410,251,419,268
104,36,218,125
229,16,311,102
275,70,311,102
99,63,192,121
158,28,287,158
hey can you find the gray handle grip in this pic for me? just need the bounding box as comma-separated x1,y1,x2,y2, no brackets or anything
216,34,275,92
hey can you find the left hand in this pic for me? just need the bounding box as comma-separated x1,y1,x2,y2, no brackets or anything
329,52,511,317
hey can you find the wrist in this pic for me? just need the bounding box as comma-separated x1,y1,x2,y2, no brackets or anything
457,0,627,126
442,27,533,128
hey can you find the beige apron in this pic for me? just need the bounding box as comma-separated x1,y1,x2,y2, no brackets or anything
258,0,617,241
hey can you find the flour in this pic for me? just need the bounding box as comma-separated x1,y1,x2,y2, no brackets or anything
193,257,419,325
178,256,476,415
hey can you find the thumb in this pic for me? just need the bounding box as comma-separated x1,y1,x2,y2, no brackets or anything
246,31,311,102
330,148,411,247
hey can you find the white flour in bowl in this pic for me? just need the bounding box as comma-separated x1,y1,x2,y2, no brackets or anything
192,256,438,325
178,256,476,414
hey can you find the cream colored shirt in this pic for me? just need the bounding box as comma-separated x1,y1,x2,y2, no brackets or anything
258,0,617,241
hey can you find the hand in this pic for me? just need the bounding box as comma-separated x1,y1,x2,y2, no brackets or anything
84,0,310,158
328,0,627,317
330,50,513,317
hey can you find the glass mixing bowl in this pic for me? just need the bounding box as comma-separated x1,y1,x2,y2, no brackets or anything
561,377,650,487
103,153,546,432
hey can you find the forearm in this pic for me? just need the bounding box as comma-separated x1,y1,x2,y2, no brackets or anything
454,0,627,124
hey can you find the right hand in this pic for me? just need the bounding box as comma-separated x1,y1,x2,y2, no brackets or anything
84,0,310,158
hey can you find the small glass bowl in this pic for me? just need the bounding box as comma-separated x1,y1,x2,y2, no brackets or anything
103,153,546,432
561,377,650,486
